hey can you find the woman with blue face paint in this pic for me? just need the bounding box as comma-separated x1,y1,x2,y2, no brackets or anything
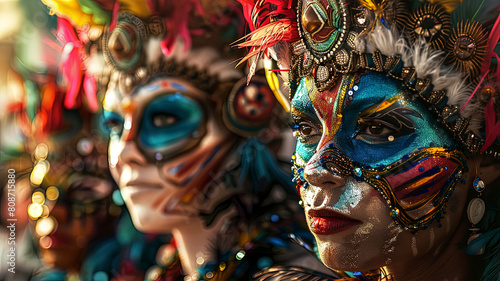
237,0,500,280
40,0,332,280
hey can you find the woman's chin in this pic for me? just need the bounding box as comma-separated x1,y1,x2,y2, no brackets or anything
316,240,386,273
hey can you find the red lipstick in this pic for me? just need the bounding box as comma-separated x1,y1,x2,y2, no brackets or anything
308,209,361,235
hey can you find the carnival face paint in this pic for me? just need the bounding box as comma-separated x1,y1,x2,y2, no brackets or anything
292,70,467,270
103,77,236,233
293,71,466,227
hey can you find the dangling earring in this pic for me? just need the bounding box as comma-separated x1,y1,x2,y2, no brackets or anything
466,165,486,255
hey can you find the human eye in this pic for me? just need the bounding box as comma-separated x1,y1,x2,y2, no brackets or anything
101,110,124,136
354,98,423,143
291,115,322,144
152,113,179,127
139,93,203,150
355,121,400,143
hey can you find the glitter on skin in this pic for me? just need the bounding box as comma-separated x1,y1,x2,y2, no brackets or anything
332,179,363,214
434,244,443,257
385,258,392,265
353,222,374,239
411,236,418,256
428,228,435,251
339,223,373,270
383,221,403,254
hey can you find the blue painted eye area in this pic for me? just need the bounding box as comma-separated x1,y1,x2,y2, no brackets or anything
354,99,423,144
291,115,322,164
292,119,322,144
291,78,323,163
101,110,124,137
139,93,203,150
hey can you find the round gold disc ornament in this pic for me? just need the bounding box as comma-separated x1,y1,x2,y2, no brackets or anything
446,20,488,79
102,12,147,73
408,2,452,51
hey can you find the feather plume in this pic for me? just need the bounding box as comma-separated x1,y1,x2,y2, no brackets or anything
236,19,298,64
428,0,463,13
236,0,298,81
358,0,388,12
452,0,500,24
83,74,98,112
160,0,205,56
109,0,120,31
369,24,400,57
145,37,163,66
370,24,479,127
480,6,500,80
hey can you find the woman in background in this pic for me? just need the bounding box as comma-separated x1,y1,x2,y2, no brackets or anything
41,0,331,280
1,3,165,278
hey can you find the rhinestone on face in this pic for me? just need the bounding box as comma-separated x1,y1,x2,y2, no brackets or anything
353,167,363,177
390,208,400,218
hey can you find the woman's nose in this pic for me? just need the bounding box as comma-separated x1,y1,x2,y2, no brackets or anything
303,147,350,188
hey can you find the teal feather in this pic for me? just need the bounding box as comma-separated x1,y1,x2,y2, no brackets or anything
237,137,294,194
452,0,500,25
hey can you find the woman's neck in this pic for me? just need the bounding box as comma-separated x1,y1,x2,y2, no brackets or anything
384,219,478,281
171,209,236,280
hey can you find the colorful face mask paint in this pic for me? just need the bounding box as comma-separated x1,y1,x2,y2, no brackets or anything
292,70,467,230
138,93,203,159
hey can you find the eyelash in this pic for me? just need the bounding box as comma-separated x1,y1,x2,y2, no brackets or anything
355,117,415,143
291,119,321,144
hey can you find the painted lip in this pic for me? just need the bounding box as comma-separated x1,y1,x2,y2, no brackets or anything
122,180,163,192
308,209,361,235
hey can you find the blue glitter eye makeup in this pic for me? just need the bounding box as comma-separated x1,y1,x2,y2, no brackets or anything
139,93,203,150
101,110,125,136
354,97,423,144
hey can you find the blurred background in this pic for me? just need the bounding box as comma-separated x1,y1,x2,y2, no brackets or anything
0,2,171,281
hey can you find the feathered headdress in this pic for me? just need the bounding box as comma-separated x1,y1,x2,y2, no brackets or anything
41,0,248,102
237,0,500,158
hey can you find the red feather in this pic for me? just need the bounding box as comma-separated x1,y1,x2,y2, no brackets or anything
480,6,500,81
109,0,120,31
480,97,500,152
236,0,298,81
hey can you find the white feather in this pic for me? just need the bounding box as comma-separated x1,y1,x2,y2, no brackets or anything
84,54,106,76
145,37,163,66
185,48,219,69
369,28,479,131
369,24,400,56
209,59,243,81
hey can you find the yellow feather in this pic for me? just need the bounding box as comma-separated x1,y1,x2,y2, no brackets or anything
119,0,151,18
358,0,388,12
428,0,464,13
42,0,98,27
